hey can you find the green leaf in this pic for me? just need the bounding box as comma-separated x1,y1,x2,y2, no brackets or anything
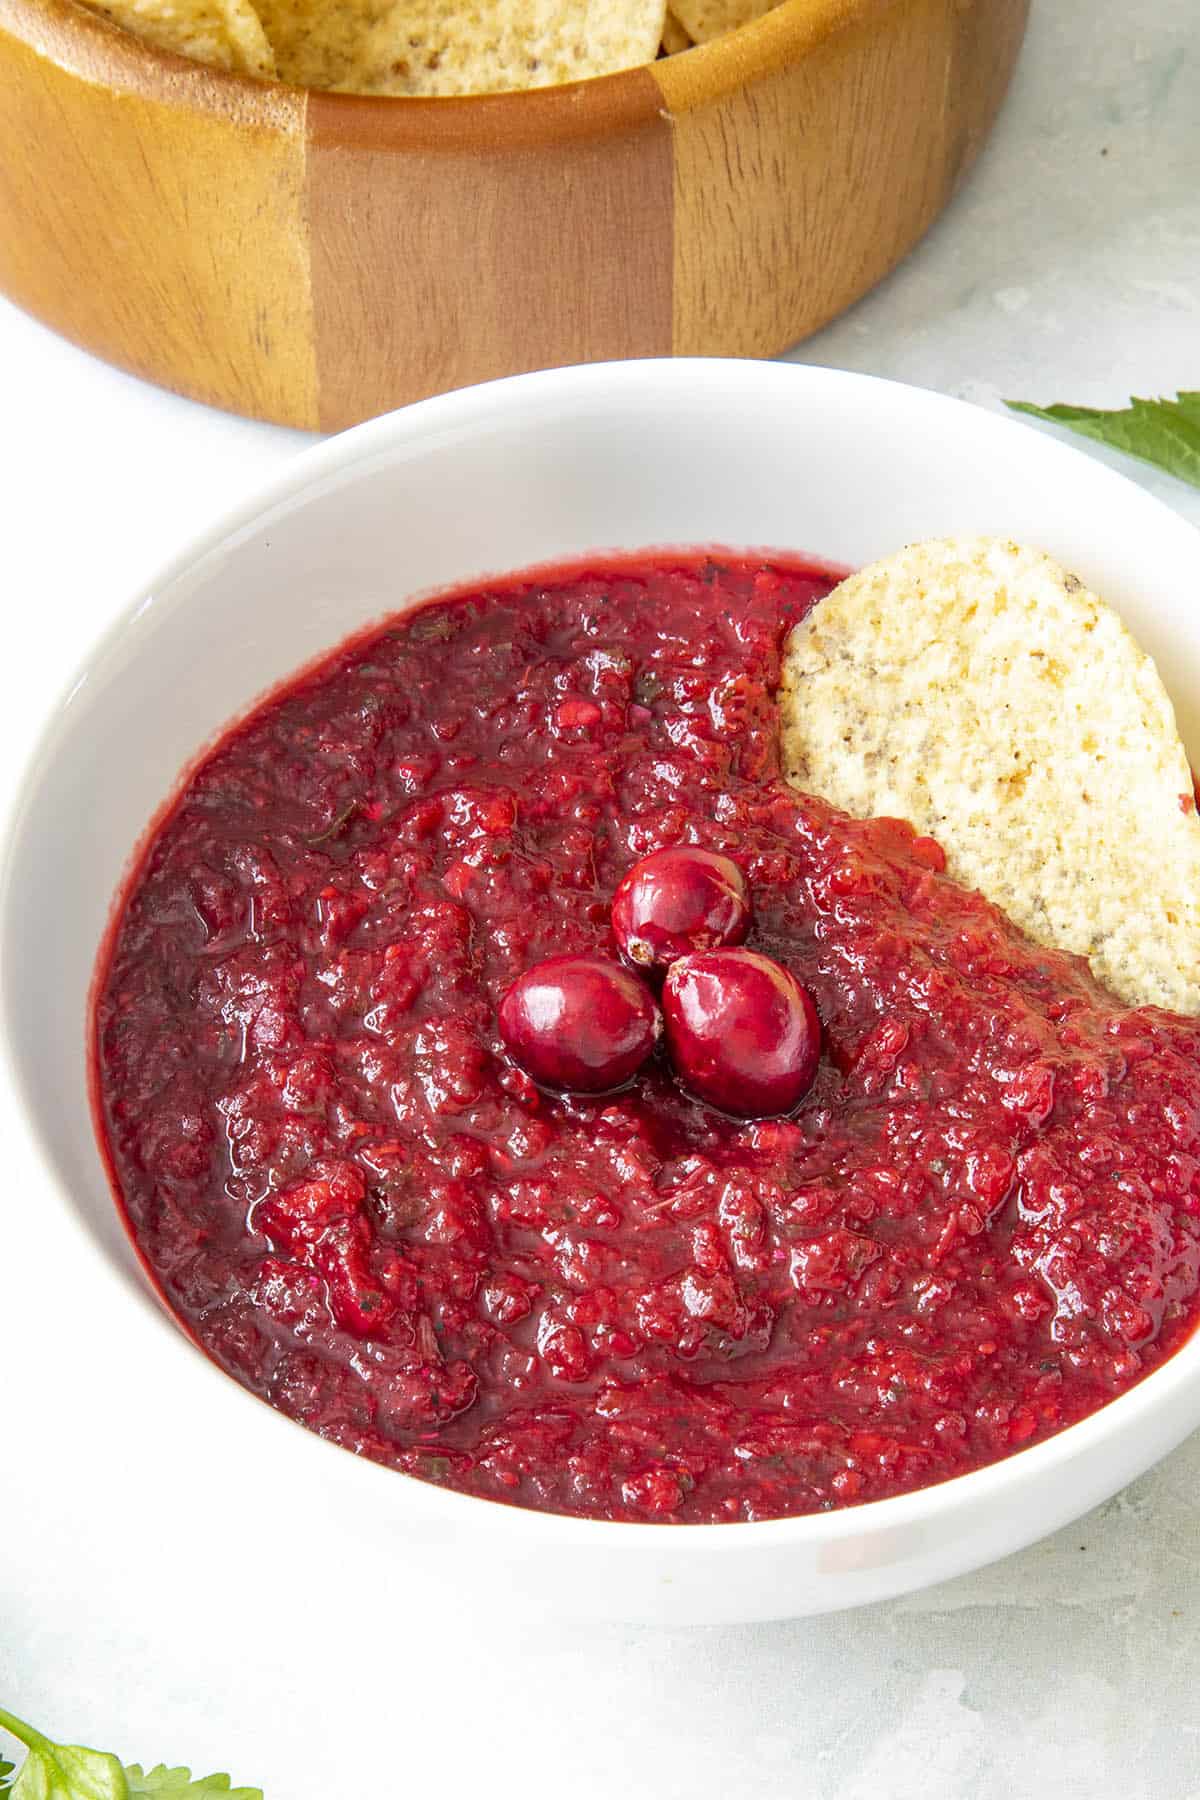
7,1746,127,1800
125,1767,262,1800
1006,392,1200,490
0,1714,260,1800
0,1710,126,1800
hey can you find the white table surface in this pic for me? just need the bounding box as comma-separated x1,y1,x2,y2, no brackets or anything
4,1,1200,1794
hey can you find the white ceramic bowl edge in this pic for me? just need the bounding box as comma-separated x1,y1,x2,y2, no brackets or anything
5,359,1200,1625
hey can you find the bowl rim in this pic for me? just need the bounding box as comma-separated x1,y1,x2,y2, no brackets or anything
6,356,1200,1557
4,0,899,139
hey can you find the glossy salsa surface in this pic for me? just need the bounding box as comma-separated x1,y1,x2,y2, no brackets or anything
95,555,1200,1522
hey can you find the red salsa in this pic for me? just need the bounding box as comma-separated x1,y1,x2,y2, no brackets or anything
95,555,1200,1522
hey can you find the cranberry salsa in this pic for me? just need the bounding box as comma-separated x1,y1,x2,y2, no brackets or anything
95,555,1200,1523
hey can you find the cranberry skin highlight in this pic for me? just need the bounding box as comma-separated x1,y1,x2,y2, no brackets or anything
612,847,751,971
499,955,662,1094
663,948,820,1118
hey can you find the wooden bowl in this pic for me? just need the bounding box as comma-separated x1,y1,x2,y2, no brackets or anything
0,0,1028,430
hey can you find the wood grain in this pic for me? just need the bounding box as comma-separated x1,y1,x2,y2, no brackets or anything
0,0,316,425
945,0,1031,194
651,0,1030,357
0,0,1028,428
306,76,675,432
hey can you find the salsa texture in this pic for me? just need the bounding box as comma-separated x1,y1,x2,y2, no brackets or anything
95,555,1200,1522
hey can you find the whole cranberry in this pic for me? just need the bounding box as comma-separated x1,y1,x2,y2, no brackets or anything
663,948,820,1118
612,847,751,972
499,955,661,1094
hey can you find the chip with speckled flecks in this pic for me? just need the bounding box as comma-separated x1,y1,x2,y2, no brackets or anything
86,0,276,72
256,0,667,92
779,535,1200,1014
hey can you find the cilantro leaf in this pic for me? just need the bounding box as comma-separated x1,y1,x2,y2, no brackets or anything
126,1767,261,1800
0,1712,260,1800
1007,392,1200,490
4,1740,126,1800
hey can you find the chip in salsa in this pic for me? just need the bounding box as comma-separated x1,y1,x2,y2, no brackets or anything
93,546,1200,1524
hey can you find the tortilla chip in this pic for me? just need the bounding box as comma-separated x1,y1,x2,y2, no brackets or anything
85,0,276,73
669,0,771,43
255,0,378,84
660,7,691,51
779,537,1200,1014
285,0,668,94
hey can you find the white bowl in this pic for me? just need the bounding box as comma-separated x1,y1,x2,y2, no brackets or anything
5,359,1200,1627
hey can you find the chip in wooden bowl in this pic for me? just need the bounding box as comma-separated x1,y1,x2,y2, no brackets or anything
659,8,691,51
779,536,1200,1014
0,0,1029,425
258,0,668,93
669,0,769,42
86,0,275,73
